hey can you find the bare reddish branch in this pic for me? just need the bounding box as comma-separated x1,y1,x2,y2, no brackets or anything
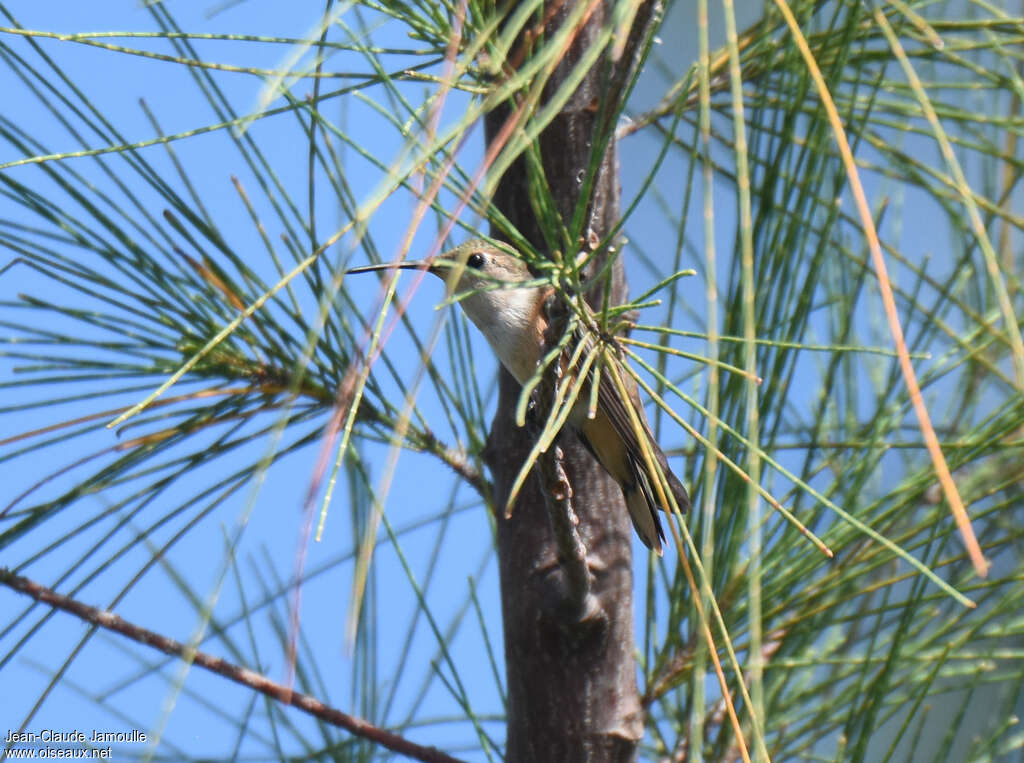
0,569,467,763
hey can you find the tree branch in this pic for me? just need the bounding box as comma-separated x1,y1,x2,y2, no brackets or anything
0,568,467,763
482,0,664,757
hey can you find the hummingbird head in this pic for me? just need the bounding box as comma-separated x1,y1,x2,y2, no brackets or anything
426,238,531,285
426,237,534,312
345,238,547,383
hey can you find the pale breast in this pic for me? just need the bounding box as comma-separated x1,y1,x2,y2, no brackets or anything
460,286,545,385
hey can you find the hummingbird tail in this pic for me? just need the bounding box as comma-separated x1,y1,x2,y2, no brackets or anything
626,458,691,556
625,465,669,556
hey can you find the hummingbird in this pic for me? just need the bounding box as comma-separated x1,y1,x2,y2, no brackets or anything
346,239,689,553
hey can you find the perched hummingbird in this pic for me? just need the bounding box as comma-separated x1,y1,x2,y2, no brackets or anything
346,239,689,553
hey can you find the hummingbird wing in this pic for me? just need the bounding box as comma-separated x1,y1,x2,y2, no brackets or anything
593,360,690,504
571,328,690,552
575,398,666,553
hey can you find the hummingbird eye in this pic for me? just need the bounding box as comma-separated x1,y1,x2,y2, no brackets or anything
466,252,485,269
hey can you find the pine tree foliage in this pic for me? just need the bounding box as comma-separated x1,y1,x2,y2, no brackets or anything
1,0,1022,760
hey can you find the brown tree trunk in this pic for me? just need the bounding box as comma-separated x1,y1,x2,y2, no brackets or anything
483,2,658,760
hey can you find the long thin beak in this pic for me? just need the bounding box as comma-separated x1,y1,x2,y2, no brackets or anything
345,260,432,275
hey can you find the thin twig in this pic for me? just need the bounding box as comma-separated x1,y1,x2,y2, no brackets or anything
0,569,467,763
538,444,598,622
533,298,599,623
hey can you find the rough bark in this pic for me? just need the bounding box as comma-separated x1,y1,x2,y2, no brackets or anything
482,1,658,760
